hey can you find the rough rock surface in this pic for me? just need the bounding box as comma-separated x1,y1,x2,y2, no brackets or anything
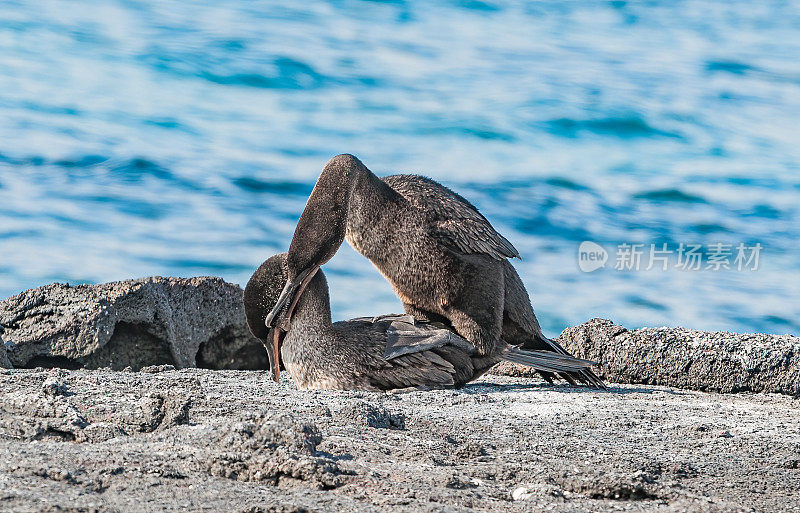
1,368,798,512
0,335,11,369
3,278,799,397
492,318,800,396
0,277,265,371
561,318,800,395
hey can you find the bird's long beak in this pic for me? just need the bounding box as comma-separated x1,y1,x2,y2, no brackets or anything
262,265,320,384
265,326,285,382
264,266,320,331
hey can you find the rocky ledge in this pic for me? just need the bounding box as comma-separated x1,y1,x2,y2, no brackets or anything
1,369,798,513
495,318,800,397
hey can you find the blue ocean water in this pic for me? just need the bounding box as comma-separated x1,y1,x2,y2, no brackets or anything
1,0,799,336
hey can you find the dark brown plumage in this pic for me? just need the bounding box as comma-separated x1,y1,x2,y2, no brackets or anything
244,253,595,390
269,154,603,387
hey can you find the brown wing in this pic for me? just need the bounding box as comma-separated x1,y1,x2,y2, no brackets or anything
342,314,475,390
382,174,520,260
366,349,459,390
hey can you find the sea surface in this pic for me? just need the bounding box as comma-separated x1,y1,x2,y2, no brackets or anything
1,0,799,336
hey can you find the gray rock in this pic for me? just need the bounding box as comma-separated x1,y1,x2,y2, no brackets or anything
334,400,406,429
558,318,800,396
0,277,265,371
1,369,796,512
491,318,800,396
205,411,343,488
0,334,11,369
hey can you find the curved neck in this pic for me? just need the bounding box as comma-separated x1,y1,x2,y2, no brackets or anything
287,154,395,279
347,166,399,226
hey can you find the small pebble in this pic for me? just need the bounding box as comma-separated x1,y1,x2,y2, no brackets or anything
512,486,532,501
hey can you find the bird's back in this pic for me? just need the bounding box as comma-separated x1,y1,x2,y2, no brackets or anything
380,174,520,260
500,260,549,348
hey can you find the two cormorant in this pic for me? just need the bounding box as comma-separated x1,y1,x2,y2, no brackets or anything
245,253,595,390
249,154,603,389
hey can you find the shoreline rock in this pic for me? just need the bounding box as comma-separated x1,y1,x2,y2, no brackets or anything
492,318,800,396
0,335,11,369
561,318,800,396
0,277,265,371
1,280,798,511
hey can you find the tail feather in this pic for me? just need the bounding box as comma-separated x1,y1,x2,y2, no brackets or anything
502,344,606,389
500,262,605,388
539,337,605,388
501,348,595,374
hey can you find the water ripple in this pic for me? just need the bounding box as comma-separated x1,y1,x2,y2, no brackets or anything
1,0,798,336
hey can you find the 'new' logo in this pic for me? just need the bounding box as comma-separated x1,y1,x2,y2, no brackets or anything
578,241,608,272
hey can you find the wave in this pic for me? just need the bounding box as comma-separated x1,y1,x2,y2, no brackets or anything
232,177,312,196
705,60,757,75
543,116,684,140
633,189,708,204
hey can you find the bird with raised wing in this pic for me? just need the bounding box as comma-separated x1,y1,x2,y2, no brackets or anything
264,154,603,387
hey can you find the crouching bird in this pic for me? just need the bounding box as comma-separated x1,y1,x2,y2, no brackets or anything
244,253,596,390
264,154,604,387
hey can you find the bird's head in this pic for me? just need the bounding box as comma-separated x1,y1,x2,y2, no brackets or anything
244,252,319,382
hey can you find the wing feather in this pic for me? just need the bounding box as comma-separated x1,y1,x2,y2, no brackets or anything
353,314,471,390
382,174,520,260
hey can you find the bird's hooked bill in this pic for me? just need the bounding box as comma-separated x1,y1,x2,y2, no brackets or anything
265,280,293,329
264,265,321,331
